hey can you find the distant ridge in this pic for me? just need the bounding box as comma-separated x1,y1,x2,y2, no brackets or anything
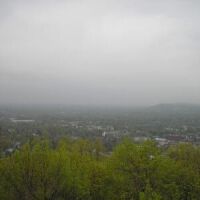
147,103,200,113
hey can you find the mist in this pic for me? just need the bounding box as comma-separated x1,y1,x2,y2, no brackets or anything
0,0,200,106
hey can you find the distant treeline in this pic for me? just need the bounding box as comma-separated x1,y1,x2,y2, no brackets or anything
0,138,200,200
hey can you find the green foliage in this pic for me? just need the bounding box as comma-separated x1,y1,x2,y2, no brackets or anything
0,138,200,200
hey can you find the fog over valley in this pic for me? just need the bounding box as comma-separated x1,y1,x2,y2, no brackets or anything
0,0,200,106
1,2,200,199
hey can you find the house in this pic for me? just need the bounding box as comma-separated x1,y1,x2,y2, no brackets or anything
155,137,169,146
4,148,14,156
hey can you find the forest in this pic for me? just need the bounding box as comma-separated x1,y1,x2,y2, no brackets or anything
0,138,200,200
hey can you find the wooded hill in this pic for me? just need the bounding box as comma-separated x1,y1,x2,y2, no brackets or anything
0,138,200,200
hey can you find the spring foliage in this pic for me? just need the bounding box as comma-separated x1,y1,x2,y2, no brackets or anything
0,138,200,200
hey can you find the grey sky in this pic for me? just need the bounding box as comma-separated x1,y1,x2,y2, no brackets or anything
0,0,200,106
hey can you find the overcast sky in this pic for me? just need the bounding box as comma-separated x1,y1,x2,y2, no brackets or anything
0,0,200,106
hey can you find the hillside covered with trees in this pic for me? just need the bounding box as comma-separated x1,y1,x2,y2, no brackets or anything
0,138,200,200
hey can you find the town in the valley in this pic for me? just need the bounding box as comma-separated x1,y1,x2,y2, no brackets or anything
1,104,200,156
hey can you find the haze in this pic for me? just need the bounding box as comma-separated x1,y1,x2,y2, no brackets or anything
0,0,200,106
